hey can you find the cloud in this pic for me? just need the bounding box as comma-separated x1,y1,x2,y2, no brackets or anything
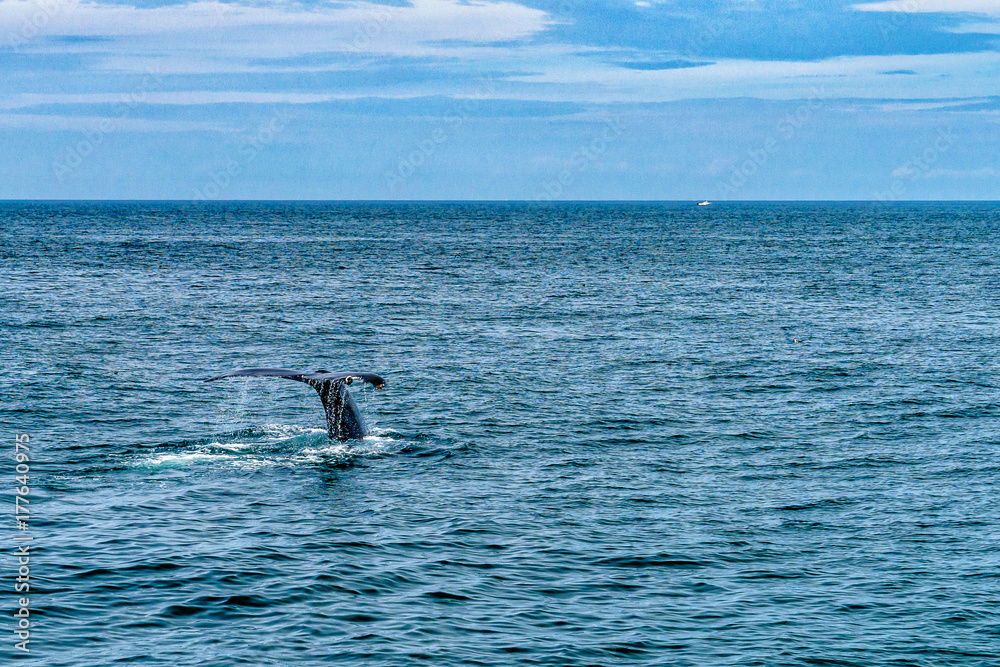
615,59,713,70
878,99,993,111
504,51,1000,104
0,91,367,109
852,0,1000,14
922,167,1000,178
0,0,550,47
2,0,998,115
947,20,1000,32
0,111,229,131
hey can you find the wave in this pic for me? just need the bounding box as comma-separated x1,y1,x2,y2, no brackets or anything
130,423,407,470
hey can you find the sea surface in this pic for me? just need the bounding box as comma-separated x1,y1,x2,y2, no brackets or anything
2,201,999,666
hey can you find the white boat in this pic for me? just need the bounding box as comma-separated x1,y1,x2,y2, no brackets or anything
698,201,711,206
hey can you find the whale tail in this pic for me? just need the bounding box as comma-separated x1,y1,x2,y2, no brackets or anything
309,377,366,442
204,368,386,441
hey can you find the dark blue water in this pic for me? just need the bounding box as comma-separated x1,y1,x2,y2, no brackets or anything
3,202,999,666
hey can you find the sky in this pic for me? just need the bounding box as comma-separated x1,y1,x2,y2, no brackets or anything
0,0,998,200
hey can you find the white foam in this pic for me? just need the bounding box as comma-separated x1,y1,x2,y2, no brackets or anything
137,423,400,469
206,423,325,451
134,450,281,471
211,440,252,451
260,423,323,439
138,452,229,467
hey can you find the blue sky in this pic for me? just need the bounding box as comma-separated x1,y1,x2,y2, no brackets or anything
1,0,998,199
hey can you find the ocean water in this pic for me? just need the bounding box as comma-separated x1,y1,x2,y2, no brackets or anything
2,201,999,666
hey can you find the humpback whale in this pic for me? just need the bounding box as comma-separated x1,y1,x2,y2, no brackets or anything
205,368,386,442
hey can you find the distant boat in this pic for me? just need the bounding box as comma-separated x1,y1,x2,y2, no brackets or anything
698,201,711,206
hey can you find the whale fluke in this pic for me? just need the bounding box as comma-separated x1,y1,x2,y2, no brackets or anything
205,368,386,441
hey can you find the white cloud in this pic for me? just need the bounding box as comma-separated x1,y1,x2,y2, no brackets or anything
947,20,1000,32
2,1,998,108
922,167,1000,178
504,51,1000,103
878,99,992,111
852,0,1000,14
0,91,372,109
6,51,997,109
0,0,550,46
0,112,230,131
